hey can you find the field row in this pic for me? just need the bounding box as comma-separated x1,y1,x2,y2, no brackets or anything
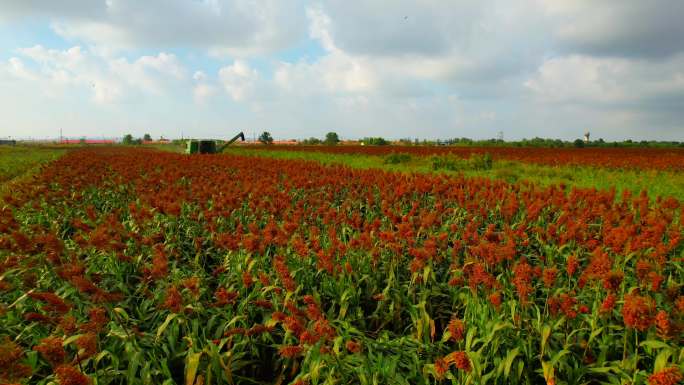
0,146,66,187
0,148,682,384
226,147,684,202
239,145,684,171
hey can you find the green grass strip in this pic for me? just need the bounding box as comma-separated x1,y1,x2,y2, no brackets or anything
0,145,67,188
223,147,684,201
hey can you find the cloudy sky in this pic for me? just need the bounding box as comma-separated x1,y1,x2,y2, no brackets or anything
1,0,683,141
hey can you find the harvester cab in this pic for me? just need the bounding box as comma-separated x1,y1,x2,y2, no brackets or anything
186,132,245,154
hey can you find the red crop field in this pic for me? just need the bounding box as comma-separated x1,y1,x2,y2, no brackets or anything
1,148,682,384
243,145,684,171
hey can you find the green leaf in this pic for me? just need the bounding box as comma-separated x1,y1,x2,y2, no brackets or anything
7,287,31,309
156,313,178,340
541,324,551,356
26,350,38,369
108,323,129,340
114,307,130,321
654,349,673,372
588,367,613,374
465,326,477,351
492,321,513,334
186,351,202,385
422,265,431,284
94,351,110,365
504,348,519,379
127,352,141,384
640,340,671,350
550,349,570,367
587,327,603,346
441,330,452,343
541,360,553,382
63,334,83,346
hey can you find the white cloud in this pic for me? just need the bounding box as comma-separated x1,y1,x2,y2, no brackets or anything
193,83,217,105
132,53,186,79
1,0,684,141
3,57,38,81
273,7,431,98
218,60,258,101
192,71,218,104
525,54,684,105
1,0,307,57
537,0,684,58
0,0,106,21
271,2,550,101
193,71,207,82
2,45,189,104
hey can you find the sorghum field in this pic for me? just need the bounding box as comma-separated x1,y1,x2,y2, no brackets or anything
1,147,683,385
0,146,65,187
239,145,684,171
227,146,684,203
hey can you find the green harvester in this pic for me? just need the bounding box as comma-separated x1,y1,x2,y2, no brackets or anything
186,132,245,154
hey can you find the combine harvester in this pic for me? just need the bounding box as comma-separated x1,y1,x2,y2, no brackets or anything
185,132,245,154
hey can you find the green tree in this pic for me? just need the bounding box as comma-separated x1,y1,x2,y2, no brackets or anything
362,137,389,145
324,132,340,145
301,137,321,145
259,131,274,145
573,139,585,148
143,133,152,141
122,134,134,145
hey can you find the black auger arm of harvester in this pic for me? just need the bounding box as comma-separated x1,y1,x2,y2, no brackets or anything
217,131,245,152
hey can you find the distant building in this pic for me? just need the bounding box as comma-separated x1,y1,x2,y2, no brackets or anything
0,139,16,146
584,131,590,143
142,139,171,145
60,139,116,144
271,139,298,145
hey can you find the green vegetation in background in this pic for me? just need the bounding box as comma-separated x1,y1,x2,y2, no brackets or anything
431,153,493,171
299,136,684,148
361,137,390,145
146,143,185,153
394,137,684,148
324,131,340,145
224,147,684,201
300,137,322,145
259,131,274,144
437,136,684,148
0,145,66,186
384,153,412,164
122,133,141,145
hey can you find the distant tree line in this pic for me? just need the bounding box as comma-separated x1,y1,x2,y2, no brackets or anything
122,134,141,145
298,133,683,148
134,131,684,148
300,132,341,145
122,133,154,145
301,133,389,146
464,137,684,148
392,137,684,148
361,137,389,145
